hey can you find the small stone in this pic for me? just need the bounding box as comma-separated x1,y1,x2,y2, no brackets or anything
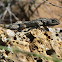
2,37,7,42
6,29,15,37
49,28,54,32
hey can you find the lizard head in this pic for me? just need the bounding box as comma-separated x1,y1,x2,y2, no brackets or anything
42,18,60,26
49,18,60,26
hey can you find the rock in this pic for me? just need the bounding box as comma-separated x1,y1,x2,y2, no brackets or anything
0,27,62,62
6,29,15,37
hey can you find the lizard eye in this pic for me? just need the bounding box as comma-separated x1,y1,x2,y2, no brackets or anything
52,19,55,23
41,20,42,22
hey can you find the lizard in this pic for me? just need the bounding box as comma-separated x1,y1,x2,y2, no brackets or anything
0,18,60,31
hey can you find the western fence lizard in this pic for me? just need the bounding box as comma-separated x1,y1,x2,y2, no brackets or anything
0,18,60,31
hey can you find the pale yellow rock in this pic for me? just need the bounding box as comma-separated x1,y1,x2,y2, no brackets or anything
0,27,62,62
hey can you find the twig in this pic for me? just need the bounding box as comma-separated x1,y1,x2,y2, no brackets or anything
1,0,19,24
30,1,46,16
0,13,3,19
43,0,62,8
44,4,55,17
44,4,62,19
